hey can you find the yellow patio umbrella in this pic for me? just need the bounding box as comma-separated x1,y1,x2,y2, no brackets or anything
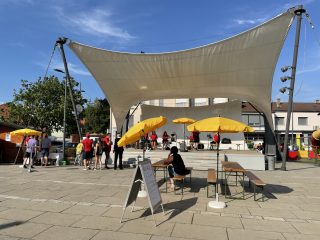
11,128,42,165
187,117,254,133
10,128,42,136
173,118,196,152
187,116,254,209
118,116,167,147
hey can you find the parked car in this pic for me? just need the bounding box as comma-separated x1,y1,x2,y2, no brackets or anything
50,141,77,158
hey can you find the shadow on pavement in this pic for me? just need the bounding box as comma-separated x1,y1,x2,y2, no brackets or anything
0,221,25,230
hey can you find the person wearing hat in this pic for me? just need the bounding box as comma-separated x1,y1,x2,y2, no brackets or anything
113,133,124,170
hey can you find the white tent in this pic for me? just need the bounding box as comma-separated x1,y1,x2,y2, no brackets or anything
68,8,295,130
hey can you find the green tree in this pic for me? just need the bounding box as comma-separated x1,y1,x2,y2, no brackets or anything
9,76,86,135
83,98,110,133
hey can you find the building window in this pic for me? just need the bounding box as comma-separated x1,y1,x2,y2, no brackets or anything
194,98,207,106
175,99,188,107
242,115,249,125
298,117,308,126
275,117,285,125
248,115,261,126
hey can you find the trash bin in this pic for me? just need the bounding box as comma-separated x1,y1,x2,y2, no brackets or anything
266,154,275,171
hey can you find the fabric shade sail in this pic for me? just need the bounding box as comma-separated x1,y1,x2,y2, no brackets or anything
68,9,295,130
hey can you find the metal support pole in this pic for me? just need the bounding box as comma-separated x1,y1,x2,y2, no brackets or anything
56,38,82,148
281,6,305,170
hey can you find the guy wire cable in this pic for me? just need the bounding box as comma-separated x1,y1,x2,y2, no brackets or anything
43,43,57,80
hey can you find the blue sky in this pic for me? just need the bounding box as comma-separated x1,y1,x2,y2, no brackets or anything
1,0,319,104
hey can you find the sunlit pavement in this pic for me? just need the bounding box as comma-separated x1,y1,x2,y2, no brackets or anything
0,155,320,240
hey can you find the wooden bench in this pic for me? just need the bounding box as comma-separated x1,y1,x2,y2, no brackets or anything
207,168,217,197
172,175,185,194
245,171,266,201
171,167,193,195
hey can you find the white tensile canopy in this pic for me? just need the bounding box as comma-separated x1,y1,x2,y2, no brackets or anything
68,9,295,130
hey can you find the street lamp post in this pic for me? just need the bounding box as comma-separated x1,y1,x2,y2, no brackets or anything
54,68,67,160
280,6,305,171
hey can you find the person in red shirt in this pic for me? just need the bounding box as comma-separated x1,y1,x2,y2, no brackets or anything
103,133,111,169
150,131,158,150
213,133,220,144
82,133,93,170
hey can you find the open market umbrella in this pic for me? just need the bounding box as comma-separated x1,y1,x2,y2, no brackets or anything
11,128,42,136
118,116,167,148
10,128,42,164
118,116,167,198
187,117,254,208
173,118,196,152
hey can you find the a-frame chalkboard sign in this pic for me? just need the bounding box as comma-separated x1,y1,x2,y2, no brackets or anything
120,160,164,226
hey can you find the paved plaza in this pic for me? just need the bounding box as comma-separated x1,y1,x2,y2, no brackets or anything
0,151,320,240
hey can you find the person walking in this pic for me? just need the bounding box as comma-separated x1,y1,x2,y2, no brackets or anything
103,133,111,169
26,135,37,172
82,133,93,170
41,134,51,167
75,142,83,166
94,138,103,170
113,133,124,170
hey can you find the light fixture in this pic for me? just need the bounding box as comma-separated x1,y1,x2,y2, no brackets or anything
280,76,293,82
53,68,65,73
279,87,291,94
281,66,295,72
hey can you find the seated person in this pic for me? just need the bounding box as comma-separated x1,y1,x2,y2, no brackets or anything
164,146,191,189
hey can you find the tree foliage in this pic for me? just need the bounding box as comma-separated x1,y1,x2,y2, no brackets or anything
83,98,110,133
9,76,86,135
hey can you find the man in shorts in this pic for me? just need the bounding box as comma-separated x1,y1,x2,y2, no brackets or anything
25,135,37,172
41,134,51,167
82,133,93,170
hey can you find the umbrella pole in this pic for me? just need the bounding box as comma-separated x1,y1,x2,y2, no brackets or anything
208,133,226,209
138,137,147,198
183,124,186,152
14,136,26,165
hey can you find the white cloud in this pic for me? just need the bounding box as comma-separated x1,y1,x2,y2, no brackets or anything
56,7,134,41
297,64,320,74
234,17,267,26
0,0,34,5
51,62,91,77
281,0,314,12
36,59,91,77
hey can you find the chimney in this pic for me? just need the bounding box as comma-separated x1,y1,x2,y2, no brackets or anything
276,98,281,108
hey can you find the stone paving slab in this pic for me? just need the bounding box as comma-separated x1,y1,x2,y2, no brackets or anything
241,218,298,233
0,159,320,239
282,232,320,240
91,230,151,240
171,223,227,240
118,219,174,236
30,212,85,227
71,215,123,231
61,204,110,216
227,228,285,240
0,222,51,239
193,214,243,229
32,226,98,240
0,209,44,222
